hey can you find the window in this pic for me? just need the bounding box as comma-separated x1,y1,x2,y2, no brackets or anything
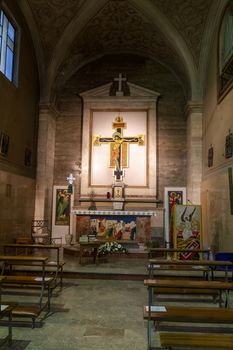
218,2,233,100
0,9,16,82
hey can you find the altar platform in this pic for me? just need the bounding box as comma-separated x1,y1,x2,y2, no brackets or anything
62,243,148,280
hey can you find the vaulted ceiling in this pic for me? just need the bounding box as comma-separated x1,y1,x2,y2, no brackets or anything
19,0,226,101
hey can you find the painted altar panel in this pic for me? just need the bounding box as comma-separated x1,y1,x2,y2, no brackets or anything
90,110,147,187
76,215,152,243
173,204,202,260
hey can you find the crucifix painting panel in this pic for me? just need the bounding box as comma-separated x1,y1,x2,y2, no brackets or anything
90,110,148,187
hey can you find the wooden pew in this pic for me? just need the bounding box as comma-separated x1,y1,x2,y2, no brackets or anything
0,255,48,279
0,256,54,327
144,278,233,307
160,332,233,349
143,305,233,350
147,247,211,260
148,259,233,281
4,244,65,287
0,304,15,346
3,276,54,328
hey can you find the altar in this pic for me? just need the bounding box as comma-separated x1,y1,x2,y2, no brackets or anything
67,76,164,245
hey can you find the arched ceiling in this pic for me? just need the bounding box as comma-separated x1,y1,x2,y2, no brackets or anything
21,0,216,101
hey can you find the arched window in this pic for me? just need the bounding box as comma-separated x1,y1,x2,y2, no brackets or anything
218,1,233,100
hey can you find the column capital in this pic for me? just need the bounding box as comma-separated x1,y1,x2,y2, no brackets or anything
39,103,59,120
184,101,203,118
39,102,58,114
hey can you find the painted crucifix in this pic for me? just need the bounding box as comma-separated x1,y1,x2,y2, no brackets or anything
93,116,145,181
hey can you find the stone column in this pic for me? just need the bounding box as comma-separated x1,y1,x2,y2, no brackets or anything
34,104,57,223
185,102,203,204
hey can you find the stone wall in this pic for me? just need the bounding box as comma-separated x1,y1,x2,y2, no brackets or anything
201,29,233,251
0,170,35,251
57,55,187,204
0,1,39,245
54,95,83,197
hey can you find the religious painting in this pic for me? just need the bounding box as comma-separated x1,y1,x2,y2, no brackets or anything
112,183,125,199
91,215,137,241
24,147,32,166
164,187,186,247
0,132,10,156
55,188,71,225
228,167,233,215
225,131,233,158
90,110,148,187
208,145,213,167
173,204,203,260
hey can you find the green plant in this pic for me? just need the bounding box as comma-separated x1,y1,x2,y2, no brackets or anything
98,241,128,256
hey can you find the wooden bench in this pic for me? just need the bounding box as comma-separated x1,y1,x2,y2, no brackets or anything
144,278,233,307
0,256,55,327
147,248,211,260
148,263,209,280
160,332,233,349
0,304,15,346
2,276,55,328
4,244,65,287
143,305,233,350
148,259,233,281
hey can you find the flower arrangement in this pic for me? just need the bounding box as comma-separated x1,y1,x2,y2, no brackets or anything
98,241,128,256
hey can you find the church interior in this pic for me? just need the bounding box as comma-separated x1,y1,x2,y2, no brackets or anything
1,0,233,349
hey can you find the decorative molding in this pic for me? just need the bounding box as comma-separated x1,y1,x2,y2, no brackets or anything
72,209,157,216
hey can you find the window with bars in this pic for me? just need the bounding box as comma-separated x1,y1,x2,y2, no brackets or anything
0,9,16,82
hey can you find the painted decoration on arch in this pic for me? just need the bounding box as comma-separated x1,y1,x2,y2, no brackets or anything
173,204,202,260
55,189,71,225
164,187,186,246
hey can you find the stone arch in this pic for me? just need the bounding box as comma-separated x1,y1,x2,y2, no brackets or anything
16,0,46,99
47,0,198,102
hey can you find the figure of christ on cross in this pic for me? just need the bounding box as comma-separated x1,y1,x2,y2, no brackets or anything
93,116,145,181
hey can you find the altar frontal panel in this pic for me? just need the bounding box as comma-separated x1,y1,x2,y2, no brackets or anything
90,110,148,187
76,215,151,242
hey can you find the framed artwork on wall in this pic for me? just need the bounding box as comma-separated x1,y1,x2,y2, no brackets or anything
90,110,148,187
172,204,203,260
0,132,10,156
55,188,71,225
228,167,233,215
164,187,186,247
24,147,32,166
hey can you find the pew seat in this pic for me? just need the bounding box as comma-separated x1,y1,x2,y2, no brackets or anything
160,332,233,349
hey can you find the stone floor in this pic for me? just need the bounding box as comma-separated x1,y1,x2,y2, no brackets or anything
0,249,232,349
0,251,149,350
